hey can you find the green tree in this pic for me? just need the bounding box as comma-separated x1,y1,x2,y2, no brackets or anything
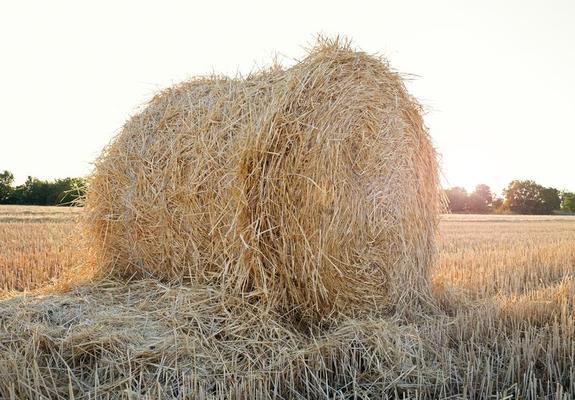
467,192,488,213
504,180,540,214
21,176,49,205
503,180,561,215
466,184,492,213
561,192,575,212
474,184,493,206
0,170,14,203
445,187,468,213
47,177,86,205
539,187,561,214
491,197,504,212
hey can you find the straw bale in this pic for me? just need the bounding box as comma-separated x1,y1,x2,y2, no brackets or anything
84,38,441,320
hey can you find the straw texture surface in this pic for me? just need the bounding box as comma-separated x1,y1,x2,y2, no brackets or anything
85,39,441,321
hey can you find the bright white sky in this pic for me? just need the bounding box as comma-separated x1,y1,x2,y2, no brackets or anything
1,0,573,195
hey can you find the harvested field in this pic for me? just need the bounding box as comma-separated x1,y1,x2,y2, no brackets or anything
0,207,573,398
0,205,80,292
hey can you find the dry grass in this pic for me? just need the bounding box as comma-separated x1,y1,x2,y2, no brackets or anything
0,208,573,398
0,205,80,292
436,214,575,301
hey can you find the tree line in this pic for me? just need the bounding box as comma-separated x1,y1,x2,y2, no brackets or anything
446,180,575,214
1,169,573,214
0,170,86,206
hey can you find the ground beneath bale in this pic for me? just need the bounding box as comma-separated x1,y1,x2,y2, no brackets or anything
0,280,573,399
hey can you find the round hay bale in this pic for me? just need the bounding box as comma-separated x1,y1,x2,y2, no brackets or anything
84,39,442,321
